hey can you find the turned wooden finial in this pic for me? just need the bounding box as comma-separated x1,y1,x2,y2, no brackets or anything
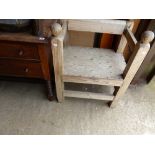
51,23,62,37
141,31,154,44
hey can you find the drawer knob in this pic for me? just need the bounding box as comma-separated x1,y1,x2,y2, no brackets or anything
19,50,24,56
25,68,29,73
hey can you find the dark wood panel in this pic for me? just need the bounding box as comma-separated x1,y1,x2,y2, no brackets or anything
35,19,57,38
38,44,51,80
0,32,49,43
100,33,114,48
0,22,54,101
0,42,40,60
0,59,43,78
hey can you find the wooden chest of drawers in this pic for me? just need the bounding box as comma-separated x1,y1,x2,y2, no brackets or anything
0,33,53,101
0,59,43,78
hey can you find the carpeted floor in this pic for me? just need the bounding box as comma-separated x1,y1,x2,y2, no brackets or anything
0,79,155,134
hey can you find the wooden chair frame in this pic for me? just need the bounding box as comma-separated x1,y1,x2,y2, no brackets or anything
51,19,154,108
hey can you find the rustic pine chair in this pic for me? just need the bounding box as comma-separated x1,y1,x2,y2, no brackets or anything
51,19,154,108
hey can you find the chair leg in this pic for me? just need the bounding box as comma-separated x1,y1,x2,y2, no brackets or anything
109,84,128,108
108,86,119,107
55,79,64,103
52,38,64,103
110,31,154,108
52,58,64,102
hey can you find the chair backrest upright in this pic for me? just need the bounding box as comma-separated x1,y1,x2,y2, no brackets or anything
68,19,127,35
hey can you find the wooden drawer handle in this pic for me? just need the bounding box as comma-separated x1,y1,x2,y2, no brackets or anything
25,68,29,73
19,50,24,56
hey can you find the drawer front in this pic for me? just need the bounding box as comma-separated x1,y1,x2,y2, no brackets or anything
0,43,40,60
0,60,43,78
